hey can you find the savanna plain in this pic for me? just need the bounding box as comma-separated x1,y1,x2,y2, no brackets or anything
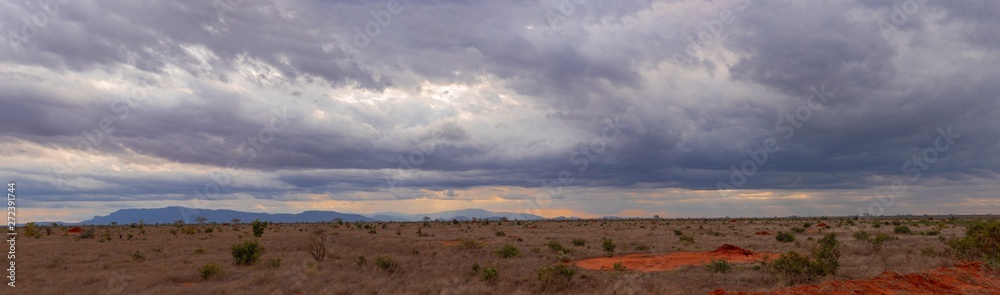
13,216,1000,294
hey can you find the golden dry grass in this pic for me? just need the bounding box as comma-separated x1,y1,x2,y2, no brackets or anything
12,217,994,294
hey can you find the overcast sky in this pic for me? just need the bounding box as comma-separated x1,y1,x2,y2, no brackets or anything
2,0,998,222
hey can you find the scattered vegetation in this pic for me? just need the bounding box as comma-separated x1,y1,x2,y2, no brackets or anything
894,225,912,235
948,220,1000,268
571,238,586,246
537,264,575,291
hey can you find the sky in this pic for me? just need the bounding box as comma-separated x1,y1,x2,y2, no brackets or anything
1,0,998,223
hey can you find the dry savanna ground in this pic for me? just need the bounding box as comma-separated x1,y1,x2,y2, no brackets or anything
11,217,1000,294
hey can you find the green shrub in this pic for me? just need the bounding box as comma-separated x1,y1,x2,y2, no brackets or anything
267,258,281,268
679,235,695,243
460,238,484,250
894,225,912,234
768,251,820,282
948,221,1000,268
602,238,616,256
198,263,223,280
481,267,499,283
674,229,684,236
130,251,146,262
813,233,840,276
24,222,38,237
791,227,806,233
852,230,870,241
921,246,937,257
494,230,506,237
230,240,264,266
571,238,586,246
537,264,575,291
374,256,398,272
251,219,268,238
81,229,96,239
776,231,795,242
613,262,626,271
634,244,650,252
545,241,571,254
707,259,732,273
357,255,367,267
495,244,521,258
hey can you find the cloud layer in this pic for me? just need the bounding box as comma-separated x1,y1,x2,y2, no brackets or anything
2,0,998,221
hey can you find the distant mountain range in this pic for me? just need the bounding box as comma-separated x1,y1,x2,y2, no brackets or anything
71,206,547,225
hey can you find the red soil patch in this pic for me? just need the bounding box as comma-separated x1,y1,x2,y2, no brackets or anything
66,226,82,234
816,223,828,227
755,231,772,235
575,244,775,272
730,219,738,223
711,261,1000,295
439,240,459,245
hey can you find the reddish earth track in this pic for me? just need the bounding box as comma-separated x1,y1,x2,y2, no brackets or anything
575,244,775,272
755,231,772,235
710,261,1000,295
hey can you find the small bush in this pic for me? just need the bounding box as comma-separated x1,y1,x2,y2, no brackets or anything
791,227,806,233
707,259,732,273
894,225,912,234
81,229,96,239
674,229,684,236
307,228,327,261
776,231,795,242
267,258,281,268
769,251,819,282
571,238,586,246
545,241,570,254
251,219,268,238
481,267,499,283
357,255,367,267
813,233,840,276
613,262,627,271
130,251,146,262
198,263,223,280
495,244,521,258
374,256,398,273
679,235,695,243
602,238,616,256
230,240,264,266
537,264,575,291
460,238,484,250
921,246,937,257
494,230,506,237
193,248,206,254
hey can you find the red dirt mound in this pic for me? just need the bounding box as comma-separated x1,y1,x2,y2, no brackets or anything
755,231,771,235
816,223,828,227
710,244,754,256
67,226,82,234
440,240,459,245
710,261,1000,295
730,219,738,223
576,244,775,272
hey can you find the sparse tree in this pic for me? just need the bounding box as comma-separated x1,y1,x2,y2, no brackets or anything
230,218,241,224
195,216,208,224
422,216,431,222
653,215,661,220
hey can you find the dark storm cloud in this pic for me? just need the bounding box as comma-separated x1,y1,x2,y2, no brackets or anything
1,0,998,215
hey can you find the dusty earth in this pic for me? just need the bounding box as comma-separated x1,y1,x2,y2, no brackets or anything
712,261,1000,295
575,244,775,272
